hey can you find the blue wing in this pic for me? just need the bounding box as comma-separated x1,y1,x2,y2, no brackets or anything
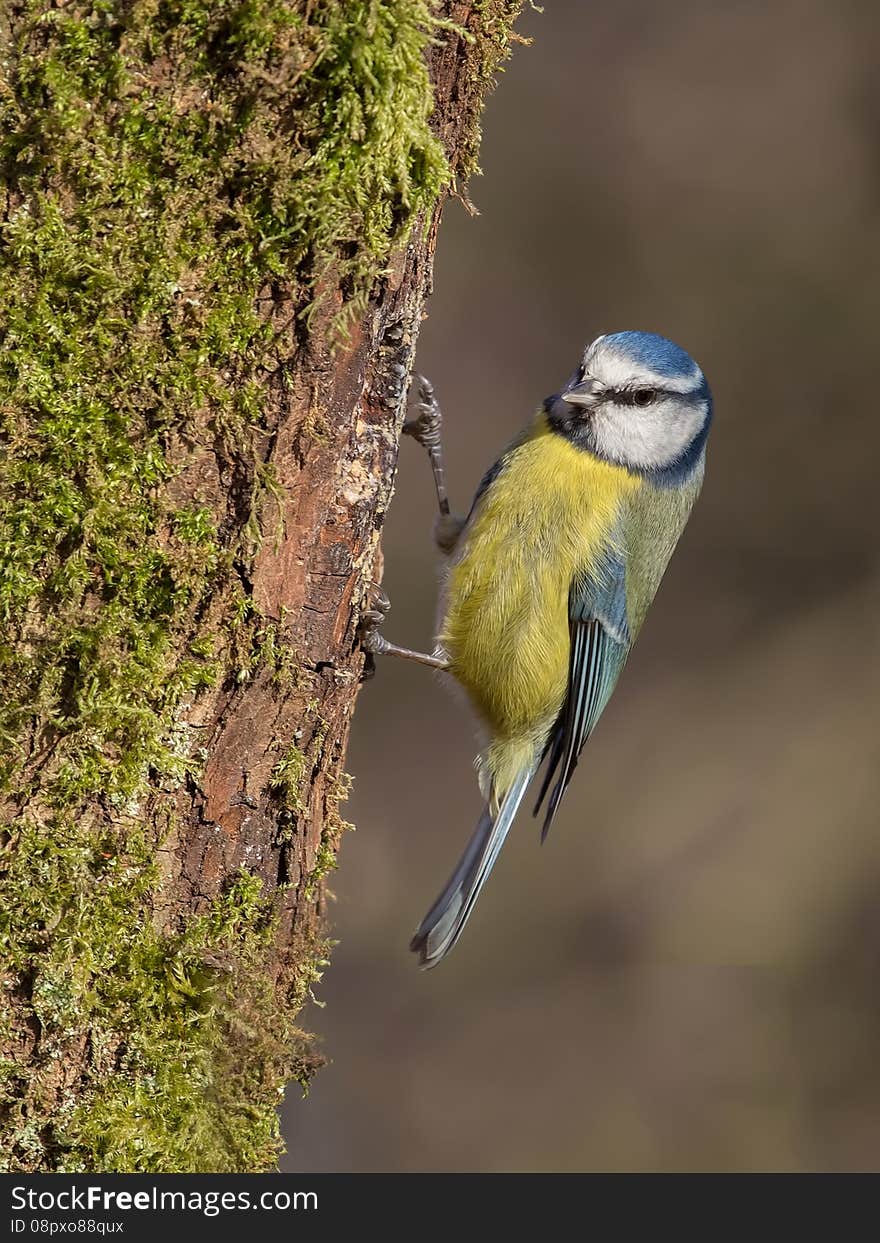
533,548,630,840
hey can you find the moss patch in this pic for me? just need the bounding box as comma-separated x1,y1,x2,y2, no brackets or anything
0,0,452,797
62,875,329,1173
2,862,314,1172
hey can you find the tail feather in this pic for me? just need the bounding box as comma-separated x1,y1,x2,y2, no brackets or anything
409,765,534,969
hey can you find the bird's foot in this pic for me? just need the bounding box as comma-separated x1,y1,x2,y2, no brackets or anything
358,584,392,680
403,374,443,452
357,582,450,676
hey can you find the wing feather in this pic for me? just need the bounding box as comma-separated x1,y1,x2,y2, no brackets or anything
535,549,630,840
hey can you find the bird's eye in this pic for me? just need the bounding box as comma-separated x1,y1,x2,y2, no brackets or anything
633,388,657,407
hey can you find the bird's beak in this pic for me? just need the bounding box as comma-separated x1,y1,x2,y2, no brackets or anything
561,376,605,407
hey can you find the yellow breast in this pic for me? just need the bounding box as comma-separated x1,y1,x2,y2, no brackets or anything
439,416,639,756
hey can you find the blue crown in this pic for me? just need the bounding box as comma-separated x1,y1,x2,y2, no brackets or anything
602,331,702,384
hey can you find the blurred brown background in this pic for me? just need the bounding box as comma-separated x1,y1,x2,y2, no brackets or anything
281,0,880,1171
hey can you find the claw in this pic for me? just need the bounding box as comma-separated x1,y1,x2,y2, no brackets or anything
366,583,390,618
416,373,436,408
403,374,443,451
357,583,391,680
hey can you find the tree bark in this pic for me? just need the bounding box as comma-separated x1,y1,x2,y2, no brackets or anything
0,1,526,1171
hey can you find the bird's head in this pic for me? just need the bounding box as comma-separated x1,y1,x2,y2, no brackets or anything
545,331,712,479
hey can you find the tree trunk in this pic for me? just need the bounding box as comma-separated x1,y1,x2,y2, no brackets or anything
0,0,526,1172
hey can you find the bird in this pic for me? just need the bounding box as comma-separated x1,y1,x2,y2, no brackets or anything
361,330,712,968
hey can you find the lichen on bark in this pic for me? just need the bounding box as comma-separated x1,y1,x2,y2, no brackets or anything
0,0,526,1172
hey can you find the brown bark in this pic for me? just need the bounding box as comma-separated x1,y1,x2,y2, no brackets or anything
160,230,438,951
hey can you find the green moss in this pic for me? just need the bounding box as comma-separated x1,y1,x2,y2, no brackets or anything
269,727,352,894
0,757,333,1171
306,769,353,897
231,605,302,689
270,744,309,816
56,873,318,1173
0,0,452,792
0,807,328,1170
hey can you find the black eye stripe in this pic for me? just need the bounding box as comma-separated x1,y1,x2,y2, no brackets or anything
608,387,663,406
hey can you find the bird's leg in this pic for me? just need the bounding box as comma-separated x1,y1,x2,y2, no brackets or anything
359,376,463,680
404,375,466,555
404,374,450,514
358,584,449,681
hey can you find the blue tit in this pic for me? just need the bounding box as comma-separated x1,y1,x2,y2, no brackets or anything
405,331,713,968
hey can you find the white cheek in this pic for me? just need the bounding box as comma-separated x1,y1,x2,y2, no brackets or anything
594,401,704,469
